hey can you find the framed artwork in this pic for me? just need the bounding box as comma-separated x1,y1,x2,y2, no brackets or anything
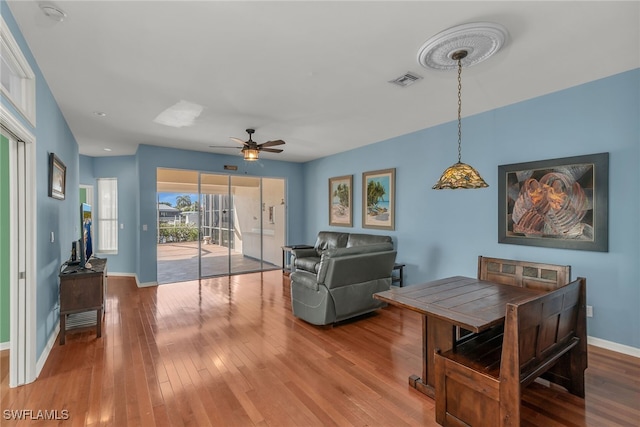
498,152,609,252
48,153,66,200
362,168,395,230
329,175,353,227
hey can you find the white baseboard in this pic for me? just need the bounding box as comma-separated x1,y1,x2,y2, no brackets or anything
36,322,60,378
107,272,156,288
135,274,158,288
588,336,640,358
0,341,9,351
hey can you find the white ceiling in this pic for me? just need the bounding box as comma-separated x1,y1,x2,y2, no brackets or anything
7,1,640,163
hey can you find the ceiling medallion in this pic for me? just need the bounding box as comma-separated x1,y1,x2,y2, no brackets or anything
417,22,509,71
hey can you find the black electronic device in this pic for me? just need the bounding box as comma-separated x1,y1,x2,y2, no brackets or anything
68,241,80,265
81,203,93,267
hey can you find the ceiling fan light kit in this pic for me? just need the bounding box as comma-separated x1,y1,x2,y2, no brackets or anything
243,147,260,161
418,22,508,190
211,128,285,161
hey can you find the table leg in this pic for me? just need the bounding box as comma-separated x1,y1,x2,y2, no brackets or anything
408,315,456,399
96,308,102,338
59,314,66,345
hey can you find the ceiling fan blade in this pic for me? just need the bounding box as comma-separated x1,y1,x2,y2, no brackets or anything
259,139,285,148
260,148,284,153
209,145,240,149
230,137,247,145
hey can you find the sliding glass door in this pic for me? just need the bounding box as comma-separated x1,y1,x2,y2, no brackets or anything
157,168,284,283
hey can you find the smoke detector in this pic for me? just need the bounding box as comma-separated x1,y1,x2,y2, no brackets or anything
39,3,67,22
417,22,509,70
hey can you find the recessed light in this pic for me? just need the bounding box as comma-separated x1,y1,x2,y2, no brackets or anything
103,148,112,152
39,3,67,22
93,111,107,117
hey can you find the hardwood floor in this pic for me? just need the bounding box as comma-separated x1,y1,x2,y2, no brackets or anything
1,272,639,426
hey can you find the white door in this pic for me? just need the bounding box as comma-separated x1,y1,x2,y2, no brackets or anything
1,109,37,387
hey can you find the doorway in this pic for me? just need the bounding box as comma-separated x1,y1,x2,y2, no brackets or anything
1,112,37,387
156,168,285,284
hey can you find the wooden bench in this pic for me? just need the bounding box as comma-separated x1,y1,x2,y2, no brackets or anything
434,277,587,427
478,256,571,291
457,256,573,342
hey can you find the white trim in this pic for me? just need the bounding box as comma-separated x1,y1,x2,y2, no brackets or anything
2,104,37,387
0,341,9,351
0,103,35,143
588,336,640,359
36,323,60,377
105,272,156,288
0,15,36,126
24,133,36,385
135,273,157,288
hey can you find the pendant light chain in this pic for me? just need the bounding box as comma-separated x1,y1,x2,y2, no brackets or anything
457,58,463,164
431,49,489,189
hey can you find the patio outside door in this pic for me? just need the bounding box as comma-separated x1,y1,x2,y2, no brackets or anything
200,173,284,277
157,168,284,283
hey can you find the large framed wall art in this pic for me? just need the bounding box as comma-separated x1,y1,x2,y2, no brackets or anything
329,175,353,227
362,168,395,230
498,152,609,252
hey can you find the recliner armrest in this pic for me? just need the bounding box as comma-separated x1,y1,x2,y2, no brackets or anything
290,270,319,291
291,248,318,258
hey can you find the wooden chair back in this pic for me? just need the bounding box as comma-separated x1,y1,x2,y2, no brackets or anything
505,277,586,392
478,256,571,291
435,277,587,427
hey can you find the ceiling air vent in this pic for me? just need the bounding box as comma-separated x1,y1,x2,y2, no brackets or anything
388,72,423,87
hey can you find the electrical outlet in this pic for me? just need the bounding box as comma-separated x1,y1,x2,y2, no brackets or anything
586,305,593,318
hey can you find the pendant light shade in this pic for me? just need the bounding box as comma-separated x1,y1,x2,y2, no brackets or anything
433,162,488,189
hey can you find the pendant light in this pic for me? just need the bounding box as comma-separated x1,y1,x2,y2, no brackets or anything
432,50,488,189
416,22,509,190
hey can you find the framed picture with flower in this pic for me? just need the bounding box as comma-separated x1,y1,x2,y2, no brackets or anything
498,152,608,252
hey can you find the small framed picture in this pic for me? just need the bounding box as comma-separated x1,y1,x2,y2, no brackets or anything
329,175,353,227
362,168,395,230
49,153,66,200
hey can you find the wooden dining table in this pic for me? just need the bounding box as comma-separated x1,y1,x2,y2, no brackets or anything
374,275,544,399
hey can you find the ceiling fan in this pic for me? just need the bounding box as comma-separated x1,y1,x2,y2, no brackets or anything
209,129,285,161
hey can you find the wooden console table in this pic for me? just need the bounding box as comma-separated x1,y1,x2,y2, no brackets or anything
59,258,107,345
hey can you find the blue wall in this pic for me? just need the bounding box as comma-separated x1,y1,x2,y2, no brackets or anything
1,3,80,358
80,155,138,274
81,146,306,283
304,69,640,349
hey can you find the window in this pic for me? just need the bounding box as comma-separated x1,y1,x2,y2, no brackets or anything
97,178,118,253
0,16,36,126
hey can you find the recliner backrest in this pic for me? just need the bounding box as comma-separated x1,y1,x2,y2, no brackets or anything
346,233,392,248
314,231,349,255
